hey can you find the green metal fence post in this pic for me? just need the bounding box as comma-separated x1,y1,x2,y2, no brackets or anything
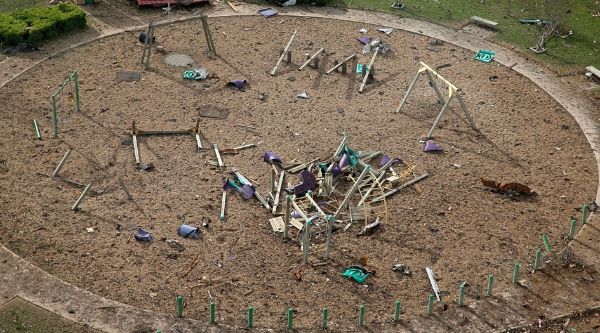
358,304,365,326
177,295,183,318
209,302,216,324
322,307,329,329
247,306,254,328
394,300,401,321
287,308,293,330
486,274,494,296
582,204,589,225
52,94,58,137
73,70,80,112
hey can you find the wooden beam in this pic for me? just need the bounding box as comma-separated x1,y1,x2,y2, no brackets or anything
326,54,355,74
271,30,298,76
298,48,324,70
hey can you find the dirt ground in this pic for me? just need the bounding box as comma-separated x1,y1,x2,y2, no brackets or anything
1,13,599,332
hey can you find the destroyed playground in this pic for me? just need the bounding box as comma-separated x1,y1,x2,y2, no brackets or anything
1,9,599,333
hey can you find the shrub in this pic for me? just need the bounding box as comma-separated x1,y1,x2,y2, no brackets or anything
0,3,86,46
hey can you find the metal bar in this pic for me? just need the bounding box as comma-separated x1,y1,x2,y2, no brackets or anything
426,267,441,301
298,47,324,70
145,26,155,69
73,71,80,112
395,71,421,113
291,200,311,264
213,144,223,172
33,119,41,139
220,190,227,220
137,130,192,136
326,54,355,74
52,149,72,177
132,135,140,164
254,191,271,210
305,192,326,217
425,70,445,104
359,47,379,93
140,23,152,65
419,61,458,92
284,195,291,239
370,173,428,203
271,30,298,76
325,215,333,259
357,159,394,206
195,133,203,150
200,15,216,55
426,94,454,139
118,177,133,201
52,95,58,137
333,166,371,219
456,93,477,130
272,171,285,214
72,183,92,211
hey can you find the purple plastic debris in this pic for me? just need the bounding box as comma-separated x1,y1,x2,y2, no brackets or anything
339,153,349,169
263,151,282,165
258,8,278,17
291,211,302,219
423,140,443,152
178,224,200,239
357,37,371,45
332,165,342,177
238,184,256,200
293,169,317,196
227,79,247,90
134,228,152,242
379,155,403,166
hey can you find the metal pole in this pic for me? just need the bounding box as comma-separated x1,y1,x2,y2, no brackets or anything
284,195,291,239
395,71,421,113
52,149,72,177
456,93,477,130
213,144,223,172
325,215,333,259
52,94,58,137
73,70,80,112
33,119,42,139
220,190,227,220
118,177,133,201
72,183,92,211
271,30,298,76
426,94,454,139
132,134,140,164
425,70,445,104
272,171,285,214
333,165,371,219
359,47,379,93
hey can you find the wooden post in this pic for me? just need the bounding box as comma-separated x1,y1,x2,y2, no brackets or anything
298,48,324,70
313,57,319,69
327,54,355,74
33,119,42,139
195,119,203,150
456,93,477,130
341,62,347,74
220,190,227,220
284,195,291,239
132,134,140,164
359,47,379,93
271,30,298,76
286,50,292,64
213,144,223,172
52,149,72,177
72,183,92,211
200,15,217,56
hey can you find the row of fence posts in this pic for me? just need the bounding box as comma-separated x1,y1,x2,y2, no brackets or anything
162,205,588,330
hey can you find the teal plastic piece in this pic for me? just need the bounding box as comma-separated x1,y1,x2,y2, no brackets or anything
356,64,370,74
342,266,370,283
474,49,495,63
343,145,360,167
183,70,197,80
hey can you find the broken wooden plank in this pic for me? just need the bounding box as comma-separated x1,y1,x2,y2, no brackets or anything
269,217,285,232
271,30,298,76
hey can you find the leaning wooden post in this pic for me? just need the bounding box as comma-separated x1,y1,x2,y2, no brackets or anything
52,149,72,177
194,119,203,150
271,30,298,76
220,190,227,221
359,47,379,93
326,54,355,74
424,70,445,104
72,183,92,211
542,234,551,253
272,171,285,214
213,144,223,172
333,166,372,219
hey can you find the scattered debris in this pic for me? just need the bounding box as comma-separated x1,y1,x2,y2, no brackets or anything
293,169,317,196
3,43,40,55
136,163,155,171
227,79,247,90
116,70,140,82
258,8,278,17
423,140,443,152
474,49,495,63
430,39,444,46
426,267,441,301
357,37,371,45
377,27,394,35
178,224,200,239
135,228,152,241
435,63,451,70
392,263,412,276
183,68,209,80
86,227,94,233
264,151,283,165
359,28,367,34
269,217,285,232
296,92,309,99
480,177,535,195
342,265,371,283
166,239,185,252
138,32,156,44
357,218,381,236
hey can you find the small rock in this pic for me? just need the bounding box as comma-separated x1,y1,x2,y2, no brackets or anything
287,76,296,82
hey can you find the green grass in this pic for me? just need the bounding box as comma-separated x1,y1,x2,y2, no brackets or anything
326,0,600,69
0,0,48,13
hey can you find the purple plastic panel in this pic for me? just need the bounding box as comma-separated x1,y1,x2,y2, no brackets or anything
263,151,283,165
379,155,403,166
339,153,349,169
357,37,371,45
134,228,152,241
239,184,256,200
293,169,317,196
227,79,247,90
423,140,443,152
258,8,278,17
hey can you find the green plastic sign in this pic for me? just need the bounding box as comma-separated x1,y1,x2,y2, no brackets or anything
474,49,495,63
